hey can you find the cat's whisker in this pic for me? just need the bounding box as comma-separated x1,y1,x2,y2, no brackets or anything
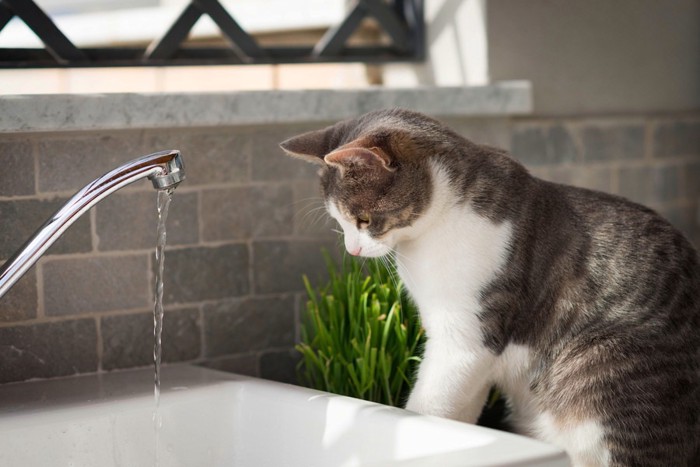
289,195,324,207
288,198,325,216
333,233,347,261
298,204,326,212
360,257,369,273
380,254,403,293
290,196,325,206
295,205,330,231
391,248,419,266
382,254,398,278
296,204,327,221
388,251,417,291
388,256,404,291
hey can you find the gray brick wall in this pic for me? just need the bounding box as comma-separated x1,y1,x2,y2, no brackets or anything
0,123,337,385
0,113,698,385
511,116,700,246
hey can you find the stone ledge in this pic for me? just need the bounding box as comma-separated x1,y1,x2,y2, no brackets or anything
0,81,532,133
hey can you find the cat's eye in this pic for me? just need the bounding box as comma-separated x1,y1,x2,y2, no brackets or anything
357,214,371,227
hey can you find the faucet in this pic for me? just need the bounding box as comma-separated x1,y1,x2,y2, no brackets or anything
0,149,185,299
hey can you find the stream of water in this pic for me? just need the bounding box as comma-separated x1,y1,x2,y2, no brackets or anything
153,188,174,467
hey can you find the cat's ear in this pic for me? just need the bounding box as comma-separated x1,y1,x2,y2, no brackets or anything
324,144,395,175
279,128,331,166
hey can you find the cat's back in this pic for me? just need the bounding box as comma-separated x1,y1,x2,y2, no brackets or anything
508,182,700,465
557,182,686,244
529,180,700,333
552,181,700,291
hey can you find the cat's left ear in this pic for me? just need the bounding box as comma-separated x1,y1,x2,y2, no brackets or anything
279,127,331,166
324,143,395,174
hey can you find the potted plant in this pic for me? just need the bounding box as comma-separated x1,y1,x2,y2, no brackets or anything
296,250,509,430
296,252,423,407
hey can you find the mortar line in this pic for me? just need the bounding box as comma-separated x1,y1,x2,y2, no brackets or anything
95,315,103,373
32,137,40,196
0,181,281,201
0,290,303,329
90,207,99,252
42,249,158,262
196,187,205,244
198,305,206,360
644,118,654,162
0,311,103,328
36,260,45,319
248,239,256,296
254,350,262,378
610,160,621,195
294,292,302,344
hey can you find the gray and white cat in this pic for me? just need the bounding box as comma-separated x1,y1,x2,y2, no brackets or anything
280,108,700,467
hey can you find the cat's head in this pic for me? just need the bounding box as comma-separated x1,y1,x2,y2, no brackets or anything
280,109,441,258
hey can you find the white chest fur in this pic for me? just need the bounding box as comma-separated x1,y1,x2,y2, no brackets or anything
393,165,513,338
395,165,517,422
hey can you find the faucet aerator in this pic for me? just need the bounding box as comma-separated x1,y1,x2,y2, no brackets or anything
149,149,186,190
150,170,185,190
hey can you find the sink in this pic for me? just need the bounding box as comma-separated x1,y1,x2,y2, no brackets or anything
0,365,569,466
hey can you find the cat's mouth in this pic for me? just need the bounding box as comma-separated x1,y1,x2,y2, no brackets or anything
349,246,363,256
345,237,394,258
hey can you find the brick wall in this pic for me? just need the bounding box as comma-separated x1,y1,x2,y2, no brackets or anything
511,116,700,246
0,113,698,385
0,123,340,385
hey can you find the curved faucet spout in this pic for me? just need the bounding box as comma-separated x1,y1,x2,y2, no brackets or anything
0,150,185,299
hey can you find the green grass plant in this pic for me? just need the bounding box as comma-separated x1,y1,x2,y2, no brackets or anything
296,252,425,407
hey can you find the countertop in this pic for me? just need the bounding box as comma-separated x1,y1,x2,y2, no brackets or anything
0,81,532,133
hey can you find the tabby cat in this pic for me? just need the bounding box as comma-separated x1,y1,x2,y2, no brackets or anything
280,108,700,466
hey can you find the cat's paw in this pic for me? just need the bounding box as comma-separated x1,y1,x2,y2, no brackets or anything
405,394,456,419
405,392,483,424
404,397,425,415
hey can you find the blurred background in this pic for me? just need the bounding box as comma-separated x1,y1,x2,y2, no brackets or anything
1,0,379,92
1,0,696,112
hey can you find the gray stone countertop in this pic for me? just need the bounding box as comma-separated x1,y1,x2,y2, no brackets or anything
0,81,531,133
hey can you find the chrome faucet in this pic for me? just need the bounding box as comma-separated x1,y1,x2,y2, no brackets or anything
0,150,185,299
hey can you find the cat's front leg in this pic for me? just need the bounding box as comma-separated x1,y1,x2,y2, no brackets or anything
405,337,494,423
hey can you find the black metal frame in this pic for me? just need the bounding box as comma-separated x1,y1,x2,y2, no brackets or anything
0,0,424,68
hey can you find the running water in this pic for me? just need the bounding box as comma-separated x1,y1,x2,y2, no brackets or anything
153,188,173,466
153,188,173,404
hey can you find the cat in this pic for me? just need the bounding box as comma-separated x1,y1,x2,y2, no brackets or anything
280,108,700,467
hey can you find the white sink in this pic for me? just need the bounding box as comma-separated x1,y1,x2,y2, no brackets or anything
0,365,569,466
